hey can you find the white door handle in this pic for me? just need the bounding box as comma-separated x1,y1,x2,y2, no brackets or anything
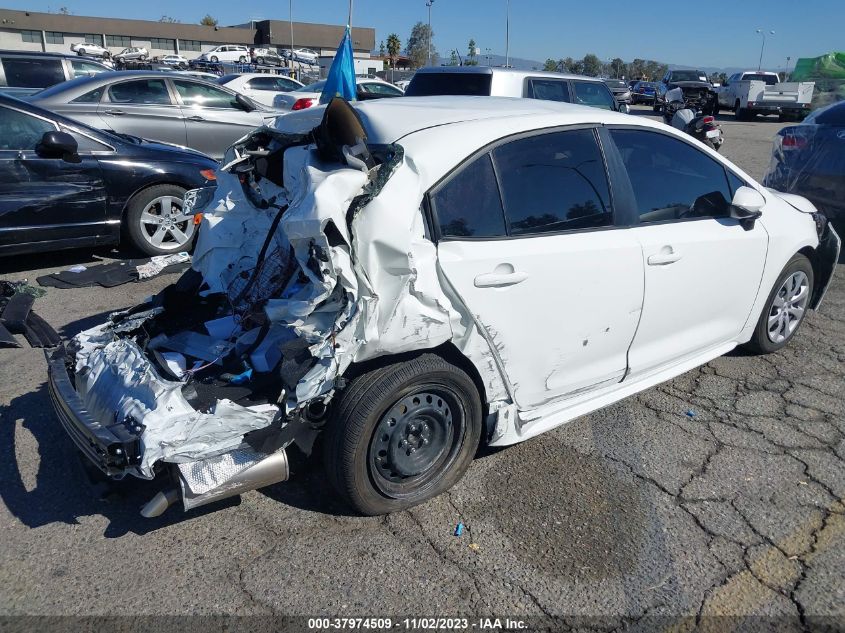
474,271,529,288
647,249,682,265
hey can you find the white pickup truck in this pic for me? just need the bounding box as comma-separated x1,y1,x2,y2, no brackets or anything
717,71,814,120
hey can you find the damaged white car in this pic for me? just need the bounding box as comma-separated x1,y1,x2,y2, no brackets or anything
47,96,840,516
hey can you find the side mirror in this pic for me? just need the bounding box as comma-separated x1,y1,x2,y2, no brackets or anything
235,93,256,112
36,131,80,163
730,186,765,230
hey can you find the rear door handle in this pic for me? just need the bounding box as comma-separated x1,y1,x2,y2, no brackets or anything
474,271,529,288
104,109,125,116
186,115,205,122
647,248,682,266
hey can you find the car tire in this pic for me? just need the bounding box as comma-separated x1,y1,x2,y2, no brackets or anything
210,56,219,63
322,353,483,515
238,56,247,63
256,56,264,65
124,184,195,256
139,54,147,61
743,253,814,355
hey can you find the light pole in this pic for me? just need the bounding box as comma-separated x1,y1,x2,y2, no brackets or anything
505,0,510,68
785,56,791,79
485,47,492,66
426,0,435,66
289,0,294,65
756,28,774,71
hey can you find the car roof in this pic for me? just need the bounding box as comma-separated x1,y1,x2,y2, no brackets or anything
412,65,605,83
0,49,109,64
30,71,223,100
352,95,635,143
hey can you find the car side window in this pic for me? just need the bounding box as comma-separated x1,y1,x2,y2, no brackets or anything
71,60,107,79
493,129,612,235
173,80,238,109
1,58,65,89
361,83,403,96
71,87,105,103
526,79,571,103
246,77,276,91
572,81,616,110
0,106,56,151
432,153,507,238
276,77,300,91
108,79,172,105
610,129,734,223
727,171,746,196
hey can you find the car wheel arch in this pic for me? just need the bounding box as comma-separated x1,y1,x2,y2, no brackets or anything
338,342,490,443
117,179,192,236
797,244,828,309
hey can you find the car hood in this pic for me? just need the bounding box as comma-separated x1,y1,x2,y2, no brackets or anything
671,81,713,89
112,134,215,162
767,189,819,214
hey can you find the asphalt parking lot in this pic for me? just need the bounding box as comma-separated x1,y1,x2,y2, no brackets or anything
1,106,843,630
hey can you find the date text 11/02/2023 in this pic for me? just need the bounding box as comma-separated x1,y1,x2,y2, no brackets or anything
306,618,528,630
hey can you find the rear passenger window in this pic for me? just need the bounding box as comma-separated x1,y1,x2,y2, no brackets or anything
1,58,64,89
611,129,733,223
71,87,104,103
493,129,612,235
108,79,171,105
572,81,616,110
432,154,506,238
526,79,570,102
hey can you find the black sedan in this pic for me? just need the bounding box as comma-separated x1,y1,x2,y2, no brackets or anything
763,101,845,223
0,94,218,257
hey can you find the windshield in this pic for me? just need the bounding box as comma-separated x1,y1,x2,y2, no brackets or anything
672,70,707,82
605,80,627,89
742,73,779,85
405,72,493,96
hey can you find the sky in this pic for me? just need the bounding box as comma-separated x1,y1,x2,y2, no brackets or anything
5,0,843,69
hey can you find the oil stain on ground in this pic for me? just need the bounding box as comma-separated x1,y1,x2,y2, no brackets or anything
474,436,649,582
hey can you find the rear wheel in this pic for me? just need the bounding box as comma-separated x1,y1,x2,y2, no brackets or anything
125,184,194,256
322,354,483,515
210,55,219,63
238,55,247,63
743,254,814,354
139,54,147,61
256,56,265,65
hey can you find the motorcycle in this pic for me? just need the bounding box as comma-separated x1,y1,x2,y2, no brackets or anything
663,87,724,151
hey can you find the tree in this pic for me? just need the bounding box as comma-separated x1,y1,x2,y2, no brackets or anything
386,33,401,69
448,50,459,66
466,39,478,66
610,57,625,78
406,22,436,68
581,53,602,77
159,15,180,23
58,6,69,14
543,58,558,72
379,41,386,57
200,14,218,27
628,58,646,79
559,57,583,75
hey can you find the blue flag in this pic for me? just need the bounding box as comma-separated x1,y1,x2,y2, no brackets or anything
320,26,357,104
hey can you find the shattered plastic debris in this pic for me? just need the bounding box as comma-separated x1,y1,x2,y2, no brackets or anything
454,522,465,537
685,409,697,418
136,252,191,280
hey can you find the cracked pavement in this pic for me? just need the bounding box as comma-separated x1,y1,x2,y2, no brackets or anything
0,112,843,630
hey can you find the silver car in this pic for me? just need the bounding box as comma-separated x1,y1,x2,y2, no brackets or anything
29,71,284,159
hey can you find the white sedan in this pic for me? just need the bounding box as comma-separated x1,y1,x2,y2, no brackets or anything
70,42,110,58
160,54,189,67
217,72,304,107
272,78,404,111
50,97,839,517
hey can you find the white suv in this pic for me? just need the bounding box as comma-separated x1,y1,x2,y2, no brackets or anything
197,45,250,64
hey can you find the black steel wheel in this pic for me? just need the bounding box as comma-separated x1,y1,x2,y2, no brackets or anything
322,354,482,515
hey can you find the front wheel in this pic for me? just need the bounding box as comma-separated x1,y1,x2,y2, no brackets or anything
256,56,265,65
238,56,247,63
322,354,483,515
124,184,194,256
743,254,814,354
210,56,219,63
139,54,147,61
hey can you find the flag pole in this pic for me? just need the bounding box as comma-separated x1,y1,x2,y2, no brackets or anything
348,0,353,28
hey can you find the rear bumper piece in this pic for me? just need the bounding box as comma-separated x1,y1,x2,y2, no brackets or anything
46,345,142,478
811,223,841,310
